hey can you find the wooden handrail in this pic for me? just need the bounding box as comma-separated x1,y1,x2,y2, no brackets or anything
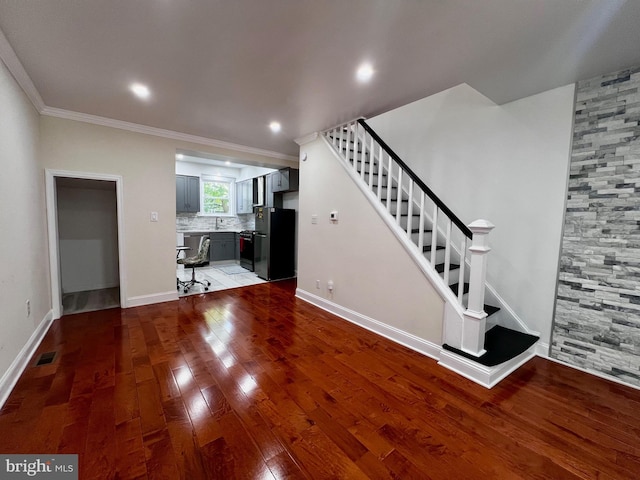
357,119,472,238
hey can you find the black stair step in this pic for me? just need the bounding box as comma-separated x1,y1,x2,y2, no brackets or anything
372,183,397,189
450,282,470,296
423,244,445,253
484,304,501,316
411,228,433,234
435,263,459,273
442,325,538,367
358,170,387,177
382,199,409,205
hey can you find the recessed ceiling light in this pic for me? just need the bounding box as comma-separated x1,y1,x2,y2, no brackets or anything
225,161,231,166
269,121,281,133
130,82,151,100
176,153,184,160
356,62,374,83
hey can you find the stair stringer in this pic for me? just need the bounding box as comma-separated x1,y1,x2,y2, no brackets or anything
320,134,467,334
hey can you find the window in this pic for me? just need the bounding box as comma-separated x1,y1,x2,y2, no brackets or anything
201,176,234,215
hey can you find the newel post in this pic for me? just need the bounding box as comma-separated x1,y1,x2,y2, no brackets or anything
462,219,495,356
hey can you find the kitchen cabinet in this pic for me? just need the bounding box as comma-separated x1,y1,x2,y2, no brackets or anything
235,179,253,214
271,168,299,193
176,175,200,213
265,173,283,208
210,232,236,261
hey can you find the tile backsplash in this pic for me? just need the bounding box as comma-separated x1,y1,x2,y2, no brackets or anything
176,213,255,232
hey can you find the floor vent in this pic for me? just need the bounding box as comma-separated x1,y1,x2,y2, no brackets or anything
35,351,57,366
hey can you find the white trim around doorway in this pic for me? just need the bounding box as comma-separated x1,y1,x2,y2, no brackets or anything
45,169,127,319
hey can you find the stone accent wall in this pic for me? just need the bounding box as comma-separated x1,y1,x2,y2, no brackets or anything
551,66,640,386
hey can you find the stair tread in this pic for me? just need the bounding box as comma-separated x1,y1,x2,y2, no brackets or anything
411,228,432,234
423,245,445,252
449,282,470,295
435,263,459,273
442,326,538,367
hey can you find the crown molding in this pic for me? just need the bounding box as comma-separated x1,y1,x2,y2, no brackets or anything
41,106,297,162
0,27,45,112
294,132,318,146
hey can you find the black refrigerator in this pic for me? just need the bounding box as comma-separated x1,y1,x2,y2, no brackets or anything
254,207,296,281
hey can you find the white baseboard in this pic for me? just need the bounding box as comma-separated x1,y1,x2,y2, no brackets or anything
535,341,550,357
0,309,54,409
438,345,537,389
126,290,178,308
295,288,441,361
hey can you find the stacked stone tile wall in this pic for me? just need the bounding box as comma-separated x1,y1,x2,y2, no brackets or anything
552,66,640,387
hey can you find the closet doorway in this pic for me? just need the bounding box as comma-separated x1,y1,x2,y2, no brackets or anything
46,170,126,318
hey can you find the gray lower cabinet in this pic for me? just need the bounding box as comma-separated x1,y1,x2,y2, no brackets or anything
176,175,200,213
210,232,236,261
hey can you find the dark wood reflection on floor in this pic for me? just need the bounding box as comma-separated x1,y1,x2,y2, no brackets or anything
1,279,640,479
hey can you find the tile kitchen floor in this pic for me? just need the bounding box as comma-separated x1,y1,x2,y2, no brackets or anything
177,262,266,297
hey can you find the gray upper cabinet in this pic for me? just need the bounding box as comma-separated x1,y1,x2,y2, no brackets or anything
176,175,200,213
271,168,299,193
265,173,283,208
235,179,254,214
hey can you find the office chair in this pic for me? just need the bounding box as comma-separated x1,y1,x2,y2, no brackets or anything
177,238,211,293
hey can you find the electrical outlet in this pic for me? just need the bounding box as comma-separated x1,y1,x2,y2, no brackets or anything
26,300,30,317
150,211,159,222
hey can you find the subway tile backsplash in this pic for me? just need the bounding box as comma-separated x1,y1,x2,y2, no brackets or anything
176,213,255,232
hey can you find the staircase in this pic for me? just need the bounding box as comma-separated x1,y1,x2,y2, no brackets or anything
323,119,538,387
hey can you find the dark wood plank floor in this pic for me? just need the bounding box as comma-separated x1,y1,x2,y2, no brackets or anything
2,279,640,479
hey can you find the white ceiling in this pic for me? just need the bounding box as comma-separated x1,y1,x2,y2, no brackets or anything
1,1,639,157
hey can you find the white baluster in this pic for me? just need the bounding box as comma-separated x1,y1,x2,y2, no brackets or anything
346,123,353,166
406,180,413,235
377,143,383,200
368,135,375,189
457,237,467,305
395,168,403,225
386,156,393,213
443,219,452,286
333,127,338,147
461,219,495,356
430,206,438,267
418,192,425,252
338,125,344,156
356,127,365,181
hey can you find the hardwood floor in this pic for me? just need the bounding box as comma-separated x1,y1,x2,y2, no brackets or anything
2,279,640,479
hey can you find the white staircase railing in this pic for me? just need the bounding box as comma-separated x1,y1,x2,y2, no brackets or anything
324,118,493,357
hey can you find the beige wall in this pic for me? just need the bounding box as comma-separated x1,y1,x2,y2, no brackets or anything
297,138,444,344
0,58,50,380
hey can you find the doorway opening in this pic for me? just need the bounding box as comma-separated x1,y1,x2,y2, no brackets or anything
46,170,126,318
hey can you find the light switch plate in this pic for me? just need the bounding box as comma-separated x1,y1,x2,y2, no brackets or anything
150,211,159,222
311,214,318,224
